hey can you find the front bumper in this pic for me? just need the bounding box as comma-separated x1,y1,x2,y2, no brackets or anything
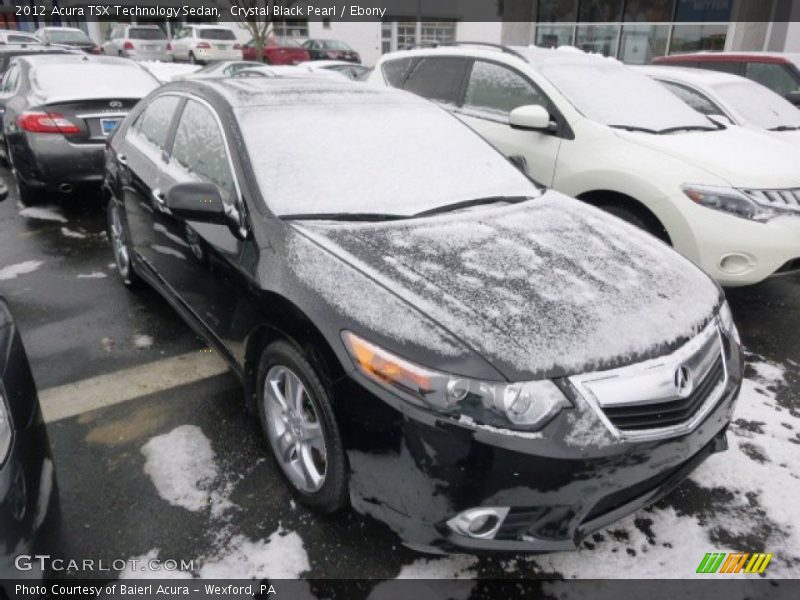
10,133,106,190
126,50,172,62
335,332,743,554
193,48,242,62
673,199,800,287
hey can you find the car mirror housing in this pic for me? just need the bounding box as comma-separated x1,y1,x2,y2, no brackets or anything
786,90,800,106
509,105,556,133
165,182,226,223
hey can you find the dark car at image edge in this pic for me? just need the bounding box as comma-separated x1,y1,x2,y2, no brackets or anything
102,77,743,553
0,284,60,585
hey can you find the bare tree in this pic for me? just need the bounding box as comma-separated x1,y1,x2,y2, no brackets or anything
228,0,298,62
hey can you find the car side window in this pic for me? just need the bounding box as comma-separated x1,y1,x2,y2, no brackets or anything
463,60,549,118
131,95,180,151
402,57,470,105
171,100,235,203
1,65,20,95
660,81,723,116
746,62,799,96
381,57,413,87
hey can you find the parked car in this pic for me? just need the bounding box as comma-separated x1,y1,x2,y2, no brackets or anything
0,293,60,585
299,60,371,80
104,76,742,554
101,24,171,62
653,52,800,106
243,36,309,65
35,26,100,54
637,65,800,147
0,54,159,204
0,30,40,46
170,25,242,65
0,45,74,77
172,60,263,80
370,45,800,286
233,65,350,81
302,39,360,63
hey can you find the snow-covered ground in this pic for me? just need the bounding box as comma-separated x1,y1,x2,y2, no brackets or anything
128,354,798,579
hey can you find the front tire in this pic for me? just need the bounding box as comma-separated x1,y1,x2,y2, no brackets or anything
189,52,197,65
107,199,141,289
599,203,670,244
256,340,348,513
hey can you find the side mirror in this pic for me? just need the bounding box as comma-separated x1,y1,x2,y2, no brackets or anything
509,104,556,132
786,91,800,106
0,181,7,202
165,182,225,223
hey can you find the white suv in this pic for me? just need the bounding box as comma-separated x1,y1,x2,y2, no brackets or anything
170,25,242,65
369,45,800,286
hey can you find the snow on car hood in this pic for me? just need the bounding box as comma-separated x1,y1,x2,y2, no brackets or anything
616,126,800,189
290,192,722,381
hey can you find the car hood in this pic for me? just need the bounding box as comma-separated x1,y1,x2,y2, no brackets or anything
616,126,800,189
290,192,723,381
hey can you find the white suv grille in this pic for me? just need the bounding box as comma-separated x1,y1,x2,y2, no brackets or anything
742,188,800,212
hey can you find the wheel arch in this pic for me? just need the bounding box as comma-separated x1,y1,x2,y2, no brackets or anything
578,189,673,245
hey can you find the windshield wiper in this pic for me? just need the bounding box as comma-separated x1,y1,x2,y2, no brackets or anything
413,196,530,218
657,125,719,134
769,125,800,131
609,125,660,134
280,212,408,222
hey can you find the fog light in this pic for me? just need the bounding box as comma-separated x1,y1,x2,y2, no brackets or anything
719,253,754,275
447,507,509,539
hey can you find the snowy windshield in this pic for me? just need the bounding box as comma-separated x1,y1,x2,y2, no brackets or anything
48,30,92,44
237,100,538,217
32,62,159,99
538,59,713,131
713,80,800,130
198,29,236,41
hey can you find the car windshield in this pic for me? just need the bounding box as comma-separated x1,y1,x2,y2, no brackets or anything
322,40,351,51
713,80,800,130
536,56,713,132
48,30,91,44
237,97,537,217
198,29,236,41
129,28,166,41
31,61,159,98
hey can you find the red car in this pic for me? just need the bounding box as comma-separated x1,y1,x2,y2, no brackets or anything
242,36,310,65
653,52,800,106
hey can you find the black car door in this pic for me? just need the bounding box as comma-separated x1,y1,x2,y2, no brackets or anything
117,94,182,270
154,97,250,358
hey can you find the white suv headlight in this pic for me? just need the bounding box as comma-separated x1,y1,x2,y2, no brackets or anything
342,331,572,431
682,184,776,222
0,387,12,465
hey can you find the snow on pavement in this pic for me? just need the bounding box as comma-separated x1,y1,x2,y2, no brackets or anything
133,334,154,349
0,260,44,280
19,205,67,223
134,425,310,579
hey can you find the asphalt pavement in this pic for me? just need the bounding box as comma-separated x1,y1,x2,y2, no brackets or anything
1,167,799,581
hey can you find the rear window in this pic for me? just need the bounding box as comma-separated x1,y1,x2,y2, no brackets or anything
197,29,236,41
48,30,91,44
273,37,302,48
31,62,158,98
322,40,351,51
129,28,166,41
8,34,39,44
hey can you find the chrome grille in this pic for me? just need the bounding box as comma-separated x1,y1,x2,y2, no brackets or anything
569,321,728,441
742,188,800,212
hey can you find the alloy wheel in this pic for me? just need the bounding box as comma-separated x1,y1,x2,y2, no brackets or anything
109,203,130,278
263,365,328,493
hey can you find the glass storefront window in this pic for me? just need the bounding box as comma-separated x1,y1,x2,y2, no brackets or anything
624,0,675,22
669,24,727,54
538,0,579,22
575,23,620,56
578,0,624,22
619,24,669,64
536,24,575,47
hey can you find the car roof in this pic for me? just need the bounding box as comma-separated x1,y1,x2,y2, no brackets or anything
39,26,85,32
635,64,750,87
657,51,800,64
175,77,425,109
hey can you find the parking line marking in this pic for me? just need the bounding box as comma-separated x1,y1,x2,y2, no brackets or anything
39,351,230,423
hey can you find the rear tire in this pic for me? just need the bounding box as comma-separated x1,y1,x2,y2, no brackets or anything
189,52,197,65
16,176,39,206
256,340,348,514
107,199,142,289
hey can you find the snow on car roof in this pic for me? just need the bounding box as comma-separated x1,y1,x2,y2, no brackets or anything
635,64,747,87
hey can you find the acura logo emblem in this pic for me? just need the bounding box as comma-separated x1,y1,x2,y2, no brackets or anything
674,365,693,397
109,100,122,108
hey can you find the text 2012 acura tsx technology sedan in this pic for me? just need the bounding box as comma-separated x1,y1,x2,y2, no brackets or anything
103,77,743,553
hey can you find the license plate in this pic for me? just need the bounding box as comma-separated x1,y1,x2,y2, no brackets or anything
100,118,121,136
215,44,228,50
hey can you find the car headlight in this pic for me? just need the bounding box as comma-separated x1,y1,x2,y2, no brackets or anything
342,331,572,430
682,185,776,222
718,301,741,346
0,387,12,465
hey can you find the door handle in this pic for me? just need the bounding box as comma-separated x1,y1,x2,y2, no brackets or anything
152,188,167,211
117,153,128,166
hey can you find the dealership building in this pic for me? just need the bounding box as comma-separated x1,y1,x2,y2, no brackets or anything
1,0,798,67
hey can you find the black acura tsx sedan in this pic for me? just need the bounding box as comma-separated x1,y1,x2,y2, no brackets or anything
103,77,743,553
